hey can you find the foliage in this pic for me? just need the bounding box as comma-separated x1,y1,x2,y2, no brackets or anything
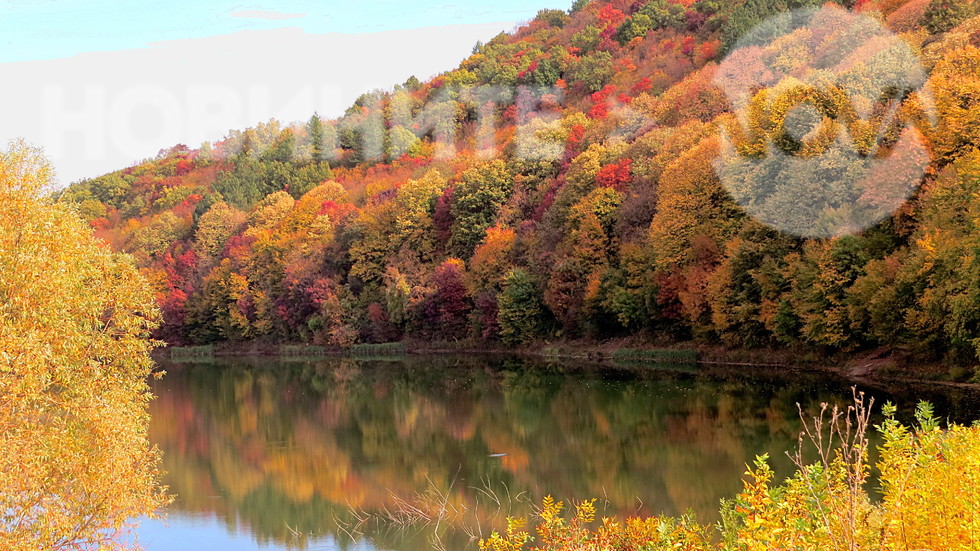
56,0,980,366
349,342,406,356
611,347,699,363
921,0,976,33
498,269,550,344
0,141,169,550
449,160,515,259
479,393,980,551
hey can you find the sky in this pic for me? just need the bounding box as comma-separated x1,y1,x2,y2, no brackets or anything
0,0,568,185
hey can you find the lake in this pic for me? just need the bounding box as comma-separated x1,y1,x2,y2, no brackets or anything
136,355,980,550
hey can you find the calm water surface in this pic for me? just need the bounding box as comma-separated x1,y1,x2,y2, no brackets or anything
137,355,980,550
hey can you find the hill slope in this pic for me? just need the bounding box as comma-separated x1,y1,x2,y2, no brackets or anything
62,0,980,368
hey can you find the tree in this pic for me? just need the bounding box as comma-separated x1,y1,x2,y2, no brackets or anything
130,211,190,263
307,113,326,162
197,140,213,166
928,46,980,165
194,201,245,261
570,0,591,13
616,14,653,46
569,51,615,93
0,141,169,550
536,8,569,28
449,160,515,259
420,258,472,339
498,269,550,344
649,135,744,268
921,0,976,33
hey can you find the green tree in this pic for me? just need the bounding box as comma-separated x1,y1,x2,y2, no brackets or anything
569,51,615,93
921,0,976,33
198,140,213,166
449,160,515,259
307,113,326,162
616,13,653,45
498,269,550,344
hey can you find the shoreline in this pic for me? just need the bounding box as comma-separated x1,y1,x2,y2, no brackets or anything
154,338,980,391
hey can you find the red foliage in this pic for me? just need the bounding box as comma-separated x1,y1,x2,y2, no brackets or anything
158,288,189,343
173,194,203,219
681,36,696,57
474,291,500,339
223,234,255,261
696,40,720,63
564,124,587,166
595,158,633,191
422,259,471,339
502,104,519,125
318,200,357,225
362,301,400,342
632,77,653,95
175,159,193,175
433,187,455,250
654,271,684,320
597,3,627,26
589,85,619,119
534,178,563,221
368,302,387,324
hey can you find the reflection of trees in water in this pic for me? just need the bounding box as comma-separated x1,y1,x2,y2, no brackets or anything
148,357,977,550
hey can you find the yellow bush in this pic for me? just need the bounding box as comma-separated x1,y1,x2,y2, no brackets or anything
480,392,980,550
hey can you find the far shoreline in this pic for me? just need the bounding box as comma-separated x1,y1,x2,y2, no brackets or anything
153,338,980,392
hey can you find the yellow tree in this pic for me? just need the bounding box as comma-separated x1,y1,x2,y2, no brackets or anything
0,141,169,550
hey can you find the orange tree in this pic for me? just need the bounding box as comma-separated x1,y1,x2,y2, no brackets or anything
0,141,169,550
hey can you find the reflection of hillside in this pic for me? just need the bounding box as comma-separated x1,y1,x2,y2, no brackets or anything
148,357,958,550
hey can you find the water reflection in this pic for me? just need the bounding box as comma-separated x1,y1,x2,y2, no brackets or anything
143,356,980,551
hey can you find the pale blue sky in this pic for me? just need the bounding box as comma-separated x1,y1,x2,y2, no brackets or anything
1,0,569,184
0,0,568,62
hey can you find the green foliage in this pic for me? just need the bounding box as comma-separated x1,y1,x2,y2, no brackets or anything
535,8,569,28
643,0,689,29
449,160,515,259
611,347,699,363
616,14,653,45
131,211,190,262
498,269,550,344
569,51,614,92
170,345,215,358
721,0,825,50
921,0,976,33
279,344,328,357
570,25,601,52
349,342,406,356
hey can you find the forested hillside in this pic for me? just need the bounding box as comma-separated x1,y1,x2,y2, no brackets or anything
62,0,980,366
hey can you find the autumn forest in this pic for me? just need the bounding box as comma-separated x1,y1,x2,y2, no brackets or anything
60,0,980,371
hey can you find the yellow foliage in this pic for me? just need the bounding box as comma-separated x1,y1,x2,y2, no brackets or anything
479,398,980,551
0,141,169,550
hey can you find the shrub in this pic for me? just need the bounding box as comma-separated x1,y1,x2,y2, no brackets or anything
611,347,699,364
480,391,980,550
349,342,406,356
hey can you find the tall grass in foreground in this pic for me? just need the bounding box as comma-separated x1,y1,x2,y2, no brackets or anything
479,390,980,551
